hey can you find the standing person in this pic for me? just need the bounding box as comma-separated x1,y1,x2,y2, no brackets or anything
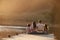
37,20,45,33
30,21,37,34
32,21,37,32
26,24,31,33
44,24,48,34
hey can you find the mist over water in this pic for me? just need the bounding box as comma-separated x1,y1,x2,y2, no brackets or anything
0,0,54,25
0,0,60,40
0,25,55,40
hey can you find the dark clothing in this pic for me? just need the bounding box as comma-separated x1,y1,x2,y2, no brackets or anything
33,21,36,29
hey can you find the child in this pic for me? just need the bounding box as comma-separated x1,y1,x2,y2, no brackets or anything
26,24,31,33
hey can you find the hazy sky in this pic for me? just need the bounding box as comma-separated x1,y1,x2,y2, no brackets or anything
0,0,54,24
0,0,54,15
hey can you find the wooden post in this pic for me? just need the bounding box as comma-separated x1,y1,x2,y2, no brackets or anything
53,0,60,40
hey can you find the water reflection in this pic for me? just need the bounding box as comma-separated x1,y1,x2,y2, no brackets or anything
0,25,26,38
0,25,55,40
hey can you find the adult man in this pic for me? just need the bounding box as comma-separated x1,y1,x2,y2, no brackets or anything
37,20,45,33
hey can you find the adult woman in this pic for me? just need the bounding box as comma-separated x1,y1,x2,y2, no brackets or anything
30,21,38,34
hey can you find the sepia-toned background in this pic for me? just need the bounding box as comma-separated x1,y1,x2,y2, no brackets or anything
0,0,60,40
0,0,54,26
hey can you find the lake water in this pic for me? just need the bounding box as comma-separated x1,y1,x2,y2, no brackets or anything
0,25,56,40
